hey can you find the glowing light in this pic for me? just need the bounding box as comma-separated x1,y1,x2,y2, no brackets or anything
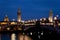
49,17,53,22
21,20,25,23
11,22,17,25
18,19,21,22
43,18,46,21
12,19,15,21
18,27,22,30
58,23,60,26
38,36,40,39
18,35,32,40
7,27,10,30
40,23,45,25
28,20,31,22
56,15,59,17
1,22,8,25
11,33,16,40
41,31,43,35
40,19,42,21
54,17,57,20
30,32,32,35
35,19,37,21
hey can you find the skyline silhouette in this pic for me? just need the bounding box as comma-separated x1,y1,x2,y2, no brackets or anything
0,0,60,21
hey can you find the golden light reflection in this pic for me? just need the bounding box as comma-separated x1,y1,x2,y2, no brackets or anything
18,35,32,40
1,22,8,25
11,33,16,40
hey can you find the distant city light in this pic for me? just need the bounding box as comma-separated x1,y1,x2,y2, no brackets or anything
12,19,15,21
43,18,46,21
30,32,32,35
7,27,10,30
23,32,25,35
54,17,57,20
35,19,38,21
41,31,43,35
49,18,53,22
40,18,42,21
11,22,17,25
38,35,40,39
56,15,59,17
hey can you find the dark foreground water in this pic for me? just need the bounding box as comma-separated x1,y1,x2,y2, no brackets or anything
1,34,32,40
1,34,10,40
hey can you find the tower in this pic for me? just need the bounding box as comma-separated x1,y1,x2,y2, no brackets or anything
4,15,9,22
17,8,21,22
48,10,53,22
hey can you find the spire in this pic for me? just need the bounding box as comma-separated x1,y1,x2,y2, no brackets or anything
48,10,53,22
49,10,53,16
17,7,21,22
50,10,52,13
18,8,21,13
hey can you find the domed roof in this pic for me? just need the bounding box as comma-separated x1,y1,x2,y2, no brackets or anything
4,15,9,21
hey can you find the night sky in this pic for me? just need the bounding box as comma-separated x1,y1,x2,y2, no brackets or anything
0,0,60,21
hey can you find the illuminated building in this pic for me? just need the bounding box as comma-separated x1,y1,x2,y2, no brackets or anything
48,10,53,22
0,8,60,40
4,15,9,22
17,8,21,22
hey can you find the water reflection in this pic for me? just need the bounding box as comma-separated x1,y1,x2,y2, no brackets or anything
11,33,16,40
0,34,1,40
1,34,10,40
19,35,32,40
1,34,32,40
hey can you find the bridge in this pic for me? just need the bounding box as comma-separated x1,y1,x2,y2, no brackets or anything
0,9,60,40
0,19,60,40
